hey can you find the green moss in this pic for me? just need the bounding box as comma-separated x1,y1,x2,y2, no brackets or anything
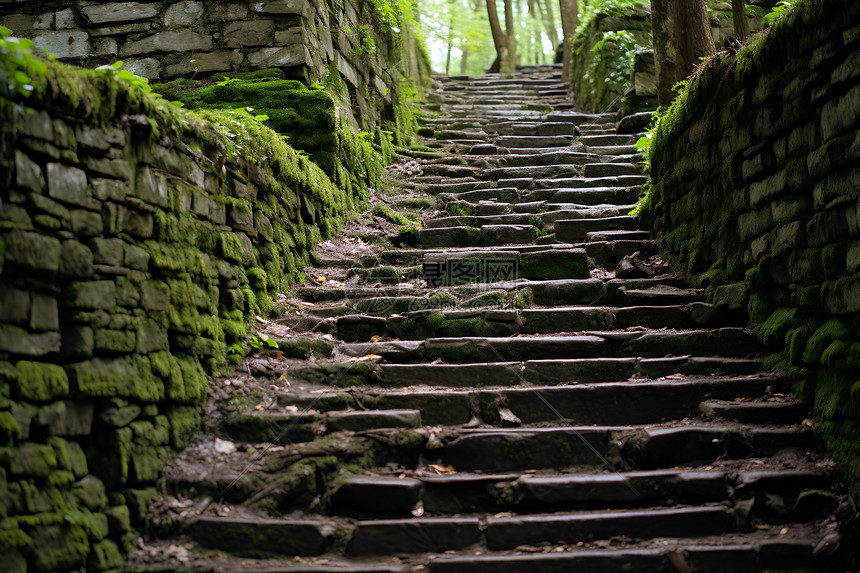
372,204,418,225
804,320,852,365
389,225,421,248
756,308,799,347
13,362,69,403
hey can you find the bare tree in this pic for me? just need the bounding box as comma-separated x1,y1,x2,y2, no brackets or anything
559,0,578,82
651,0,716,107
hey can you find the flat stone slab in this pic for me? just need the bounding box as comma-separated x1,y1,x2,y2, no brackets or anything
190,516,332,556
555,215,639,243
326,409,422,431
484,505,730,549
346,517,481,555
332,475,422,515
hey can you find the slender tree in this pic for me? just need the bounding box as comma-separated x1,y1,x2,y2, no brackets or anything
732,0,749,41
559,0,578,82
486,0,518,72
651,0,716,107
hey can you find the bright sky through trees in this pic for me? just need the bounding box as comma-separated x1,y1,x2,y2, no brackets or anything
419,0,561,74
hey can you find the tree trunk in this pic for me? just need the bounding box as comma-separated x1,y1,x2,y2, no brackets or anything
460,46,470,74
652,0,715,108
540,0,560,47
732,0,749,41
559,0,578,82
486,0,508,73
503,0,518,73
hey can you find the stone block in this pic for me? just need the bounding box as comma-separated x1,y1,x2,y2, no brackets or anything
775,221,806,250
225,20,275,47
13,360,69,402
134,167,168,208
64,281,117,311
0,285,30,325
136,318,168,354
81,3,160,24
141,280,170,313
812,168,860,211
252,0,311,15
94,328,136,353
14,151,43,193
62,326,94,360
808,210,851,248
47,163,89,207
166,51,243,76
123,57,161,80
749,170,787,208
59,239,94,278
117,206,154,239
825,275,860,314
116,276,141,308
55,9,76,29
164,1,205,27
33,31,90,58
30,292,59,331
771,195,813,225
124,244,150,271
3,229,61,273
93,37,119,56
18,109,53,141
70,209,103,237
821,83,860,142
120,31,214,57
92,178,126,201
89,238,124,266
248,44,309,68
84,157,133,180
737,206,773,242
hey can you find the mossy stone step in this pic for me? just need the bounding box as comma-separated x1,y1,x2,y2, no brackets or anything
588,144,640,155
485,164,583,180
190,516,333,556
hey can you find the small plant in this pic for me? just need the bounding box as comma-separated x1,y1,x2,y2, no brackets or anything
0,26,47,98
762,1,792,26
249,335,278,350
352,25,376,55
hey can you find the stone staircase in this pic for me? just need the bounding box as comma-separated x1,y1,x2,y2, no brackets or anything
134,64,852,572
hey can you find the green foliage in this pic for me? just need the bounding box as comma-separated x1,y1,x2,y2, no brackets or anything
0,26,47,98
762,1,793,26
352,25,377,55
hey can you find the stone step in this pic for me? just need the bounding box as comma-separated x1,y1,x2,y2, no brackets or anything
427,537,826,573
493,135,576,148
295,277,701,308
424,207,635,229
286,358,771,392
588,145,640,156
698,398,808,424
331,328,757,362
581,134,638,146
583,162,642,177
555,215,640,243
346,505,730,556
439,424,814,472
333,465,819,517
485,164,583,180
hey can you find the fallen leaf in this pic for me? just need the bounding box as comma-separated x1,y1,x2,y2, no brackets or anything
301,301,316,306
255,315,269,324
429,464,454,474
411,500,424,517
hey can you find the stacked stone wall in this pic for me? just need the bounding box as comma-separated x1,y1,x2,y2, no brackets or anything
0,0,429,131
641,0,860,493
0,56,361,570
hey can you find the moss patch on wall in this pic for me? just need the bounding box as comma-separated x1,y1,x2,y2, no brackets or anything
638,0,860,495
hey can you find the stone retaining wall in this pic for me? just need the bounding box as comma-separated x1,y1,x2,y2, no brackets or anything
641,0,860,493
0,56,362,570
0,0,427,131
